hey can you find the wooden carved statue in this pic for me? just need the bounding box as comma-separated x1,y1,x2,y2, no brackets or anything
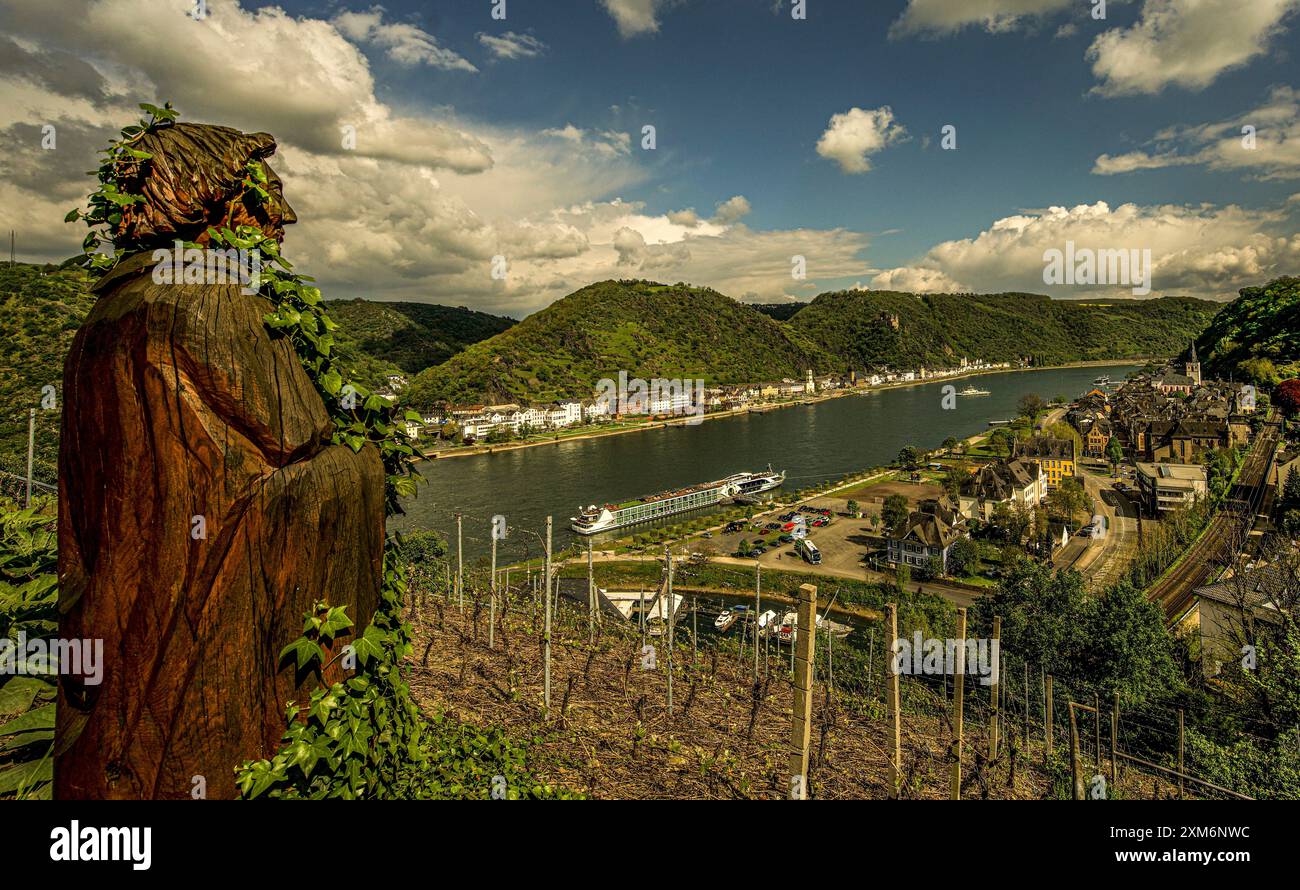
56,122,385,799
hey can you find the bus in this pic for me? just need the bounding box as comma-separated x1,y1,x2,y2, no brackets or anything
795,538,821,565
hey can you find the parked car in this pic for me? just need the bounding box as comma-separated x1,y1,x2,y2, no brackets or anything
778,534,794,543
765,522,782,531
812,518,828,527
725,521,746,533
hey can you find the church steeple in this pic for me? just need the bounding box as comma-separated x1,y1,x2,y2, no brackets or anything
1186,340,1202,385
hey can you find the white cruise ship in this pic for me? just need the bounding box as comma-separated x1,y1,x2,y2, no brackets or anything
571,466,785,535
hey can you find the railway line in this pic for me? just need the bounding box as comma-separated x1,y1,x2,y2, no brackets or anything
1147,421,1280,622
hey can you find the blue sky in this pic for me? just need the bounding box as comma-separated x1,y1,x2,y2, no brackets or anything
5,0,1299,313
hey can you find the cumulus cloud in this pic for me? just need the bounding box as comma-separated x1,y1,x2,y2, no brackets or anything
890,0,1074,38
600,0,670,38
333,6,478,72
477,31,547,60
1092,86,1300,179
870,200,1300,299
816,106,907,174
1087,0,1299,96
712,195,752,224
0,0,875,317
870,266,969,293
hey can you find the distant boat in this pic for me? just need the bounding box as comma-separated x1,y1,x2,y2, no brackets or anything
1094,375,1111,385
959,386,991,396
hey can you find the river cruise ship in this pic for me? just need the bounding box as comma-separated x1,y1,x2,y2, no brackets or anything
571,466,785,534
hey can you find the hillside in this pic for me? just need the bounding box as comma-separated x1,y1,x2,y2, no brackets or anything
403,281,1222,406
325,299,514,385
787,290,1219,372
0,263,511,476
0,263,96,483
402,280,834,406
1194,276,1300,385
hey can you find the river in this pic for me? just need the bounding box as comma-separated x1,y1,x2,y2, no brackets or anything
393,363,1136,562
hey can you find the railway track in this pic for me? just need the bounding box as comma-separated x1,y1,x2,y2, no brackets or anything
1147,422,1279,622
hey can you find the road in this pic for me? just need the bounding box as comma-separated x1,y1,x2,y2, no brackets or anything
1146,421,1280,622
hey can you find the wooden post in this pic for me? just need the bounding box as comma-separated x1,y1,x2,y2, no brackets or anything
1111,693,1119,794
665,544,674,717
1093,692,1101,773
489,527,497,649
753,564,761,680
1044,674,1054,764
886,603,901,799
1177,709,1185,800
455,513,464,614
692,595,697,663
1023,661,1029,756
989,616,1001,761
788,583,817,799
1068,702,1083,800
24,408,35,508
950,607,966,800
543,516,552,716
587,539,595,643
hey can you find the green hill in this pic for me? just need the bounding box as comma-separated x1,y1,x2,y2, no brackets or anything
786,290,1219,372
402,280,833,407
0,263,512,478
0,263,96,485
405,281,1221,407
1194,276,1300,385
325,299,514,385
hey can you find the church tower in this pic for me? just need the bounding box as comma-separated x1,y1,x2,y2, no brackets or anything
806,368,815,393
1186,342,1202,386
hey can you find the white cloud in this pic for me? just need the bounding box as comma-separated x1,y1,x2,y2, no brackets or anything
890,0,1074,38
1087,0,1299,96
870,266,969,293
712,195,752,224
540,124,632,159
333,6,477,72
816,106,907,174
0,0,874,317
600,0,670,38
477,31,547,60
870,200,1300,299
1092,86,1300,179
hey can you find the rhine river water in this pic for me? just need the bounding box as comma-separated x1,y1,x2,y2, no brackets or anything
394,363,1137,562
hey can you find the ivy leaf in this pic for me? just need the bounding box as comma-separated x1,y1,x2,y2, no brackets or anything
279,638,324,672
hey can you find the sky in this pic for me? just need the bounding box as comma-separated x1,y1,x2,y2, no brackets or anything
2,0,1299,316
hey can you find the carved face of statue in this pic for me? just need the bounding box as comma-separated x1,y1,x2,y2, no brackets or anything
118,122,297,248
219,159,297,243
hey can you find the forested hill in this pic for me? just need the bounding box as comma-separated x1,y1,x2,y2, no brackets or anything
0,262,511,475
325,299,514,383
402,280,1221,407
402,280,834,407
1194,276,1300,385
787,289,1219,372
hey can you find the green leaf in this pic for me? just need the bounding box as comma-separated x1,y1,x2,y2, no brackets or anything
0,703,55,736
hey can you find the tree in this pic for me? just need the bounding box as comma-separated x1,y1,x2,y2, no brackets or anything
1105,435,1124,471
846,499,860,517
1276,379,1300,419
947,536,981,578
941,462,970,498
1079,578,1180,702
881,494,910,533
988,428,1015,458
942,435,960,454
897,445,921,469
1284,467,1300,508
1018,393,1046,423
